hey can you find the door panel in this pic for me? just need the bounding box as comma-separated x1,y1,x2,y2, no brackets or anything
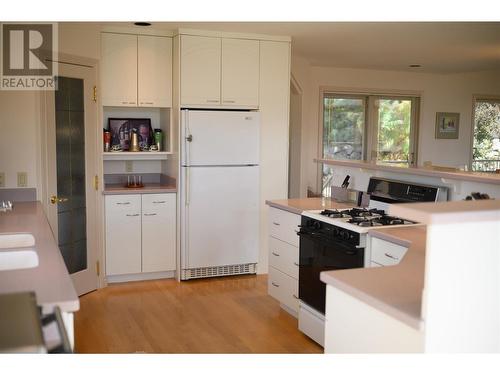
182,110,260,166
44,61,98,296
221,38,259,107
180,35,221,106
181,166,259,269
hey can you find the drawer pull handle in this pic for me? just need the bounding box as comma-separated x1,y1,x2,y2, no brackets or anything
271,282,280,288
152,201,166,204
144,213,157,216
272,222,280,226
293,262,299,267
116,202,131,205
271,252,280,257
293,294,299,299
126,214,140,217
223,100,236,103
384,253,399,260
206,99,219,103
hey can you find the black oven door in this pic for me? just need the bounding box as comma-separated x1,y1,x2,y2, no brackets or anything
298,231,363,314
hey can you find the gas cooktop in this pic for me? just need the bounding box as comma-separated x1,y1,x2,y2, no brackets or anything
303,208,418,233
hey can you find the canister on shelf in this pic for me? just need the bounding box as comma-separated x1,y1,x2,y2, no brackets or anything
154,129,163,151
103,130,111,152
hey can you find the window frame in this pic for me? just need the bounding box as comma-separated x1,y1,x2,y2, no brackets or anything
470,95,500,171
317,88,421,194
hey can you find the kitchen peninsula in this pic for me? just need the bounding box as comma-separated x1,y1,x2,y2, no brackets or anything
321,199,500,353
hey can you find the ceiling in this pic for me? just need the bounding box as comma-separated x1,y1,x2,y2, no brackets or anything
102,22,500,74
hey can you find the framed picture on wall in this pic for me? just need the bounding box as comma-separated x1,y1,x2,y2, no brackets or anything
435,112,460,139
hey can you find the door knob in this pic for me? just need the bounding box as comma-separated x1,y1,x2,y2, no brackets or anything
186,134,193,142
50,195,69,204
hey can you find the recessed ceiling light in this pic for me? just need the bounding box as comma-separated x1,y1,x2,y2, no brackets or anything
409,64,422,68
134,22,151,27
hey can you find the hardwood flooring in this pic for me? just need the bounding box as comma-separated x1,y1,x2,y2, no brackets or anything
74,274,323,353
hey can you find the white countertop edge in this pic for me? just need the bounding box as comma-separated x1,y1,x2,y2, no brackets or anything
320,272,423,331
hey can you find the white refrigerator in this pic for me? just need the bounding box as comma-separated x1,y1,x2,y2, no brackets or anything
180,110,260,280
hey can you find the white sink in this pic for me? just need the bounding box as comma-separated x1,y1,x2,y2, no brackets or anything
0,248,39,271
0,233,38,271
0,233,35,249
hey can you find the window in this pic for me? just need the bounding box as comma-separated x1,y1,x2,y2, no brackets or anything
472,98,500,172
321,92,419,196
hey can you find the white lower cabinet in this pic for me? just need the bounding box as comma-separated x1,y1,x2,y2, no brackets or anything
105,193,176,279
267,207,300,316
369,236,409,267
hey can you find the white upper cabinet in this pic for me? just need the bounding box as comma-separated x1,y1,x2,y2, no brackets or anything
221,38,259,108
101,33,138,107
101,32,172,108
138,35,172,108
180,35,260,109
180,35,221,106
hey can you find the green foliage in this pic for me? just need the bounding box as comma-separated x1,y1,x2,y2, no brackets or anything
377,99,411,162
473,101,500,160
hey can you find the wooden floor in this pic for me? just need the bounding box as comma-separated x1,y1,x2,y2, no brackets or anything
74,274,323,353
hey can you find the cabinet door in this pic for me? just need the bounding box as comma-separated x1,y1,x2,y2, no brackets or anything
221,38,259,108
370,237,408,266
101,33,138,107
105,195,142,275
141,193,176,273
138,35,172,108
180,35,221,106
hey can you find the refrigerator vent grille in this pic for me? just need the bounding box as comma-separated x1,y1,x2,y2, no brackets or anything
182,263,257,280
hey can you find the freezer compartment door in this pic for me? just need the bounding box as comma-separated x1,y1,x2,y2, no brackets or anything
181,110,260,166
181,166,259,269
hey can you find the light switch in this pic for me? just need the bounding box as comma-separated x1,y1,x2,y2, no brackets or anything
125,161,133,172
0,172,5,187
17,172,27,187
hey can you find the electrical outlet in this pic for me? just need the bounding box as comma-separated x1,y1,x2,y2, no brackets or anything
125,161,133,173
0,172,5,187
17,172,27,187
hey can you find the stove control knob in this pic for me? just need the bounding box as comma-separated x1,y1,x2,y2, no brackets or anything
341,231,350,240
312,221,321,230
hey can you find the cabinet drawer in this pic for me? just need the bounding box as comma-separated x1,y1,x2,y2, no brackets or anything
268,237,299,279
142,193,175,216
105,195,141,216
268,207,300,247
268,267,299,312
370,237,408,266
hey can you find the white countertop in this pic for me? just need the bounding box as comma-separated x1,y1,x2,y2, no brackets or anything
0,202,79,314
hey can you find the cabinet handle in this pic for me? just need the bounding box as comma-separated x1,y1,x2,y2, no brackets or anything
128,102,136,105
293,294,299,299
272,222,280,226
141,101,154,105
384,252,399,260
294,262,299,267
144,213,157,216
121,101,128,105
126,214,140,217
271,282,280,288
223,100,236,103
116,202,131,205
152,201,166,204
206,99,219,103
271,252,280,257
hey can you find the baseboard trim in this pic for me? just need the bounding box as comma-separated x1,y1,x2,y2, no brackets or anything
106,270,175,284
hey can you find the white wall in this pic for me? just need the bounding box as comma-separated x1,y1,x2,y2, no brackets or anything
291,56,500,195
0,91,40,190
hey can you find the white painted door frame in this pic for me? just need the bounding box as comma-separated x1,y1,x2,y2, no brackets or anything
39,55,101,295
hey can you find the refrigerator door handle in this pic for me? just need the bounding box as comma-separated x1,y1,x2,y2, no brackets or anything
185,167,190,206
